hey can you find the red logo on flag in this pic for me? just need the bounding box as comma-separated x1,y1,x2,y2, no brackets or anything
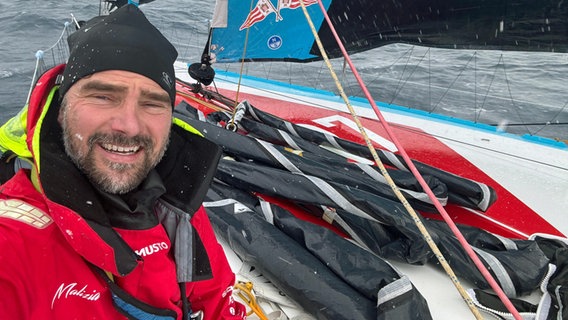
240,0,319,30
280,0,318,9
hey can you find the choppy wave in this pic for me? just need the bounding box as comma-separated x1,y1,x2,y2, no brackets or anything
0,71,13,79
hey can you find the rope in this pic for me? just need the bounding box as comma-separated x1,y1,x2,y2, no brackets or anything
234,281,269,320
300,1,523,319
227,0,255,131
176,90,230,112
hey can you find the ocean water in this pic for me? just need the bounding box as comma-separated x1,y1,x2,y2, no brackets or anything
1,0,567,141
0,0,209,121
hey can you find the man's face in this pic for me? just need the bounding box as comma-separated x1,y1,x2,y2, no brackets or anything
59,70,173,194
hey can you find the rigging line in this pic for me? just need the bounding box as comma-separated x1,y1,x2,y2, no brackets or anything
362,46,473,115
356,48,564,133
177,91,230,113
307,1,523,319
228,0,255,128
492,121,568,127
479,54,501,119
389,46,424,105
360,72,562,111
501,55,533,135
353,45,414,98
298,1,486,318
383,46,416,103
532,100,568,136
428,47,432,115
429,52,477,115
473,51,483,122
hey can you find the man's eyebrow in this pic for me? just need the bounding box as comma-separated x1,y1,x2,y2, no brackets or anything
140,89,171,104
78,81,170,104
79,80,127,93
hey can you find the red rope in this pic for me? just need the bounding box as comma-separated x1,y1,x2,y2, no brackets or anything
313,0,522,318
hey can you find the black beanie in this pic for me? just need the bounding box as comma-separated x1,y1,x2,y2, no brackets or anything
59,4,178,105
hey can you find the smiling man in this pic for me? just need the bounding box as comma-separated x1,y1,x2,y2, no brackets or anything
0,4,245,320
60,70,173,194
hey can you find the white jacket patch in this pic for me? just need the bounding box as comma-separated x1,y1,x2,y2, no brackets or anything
0,199,52,228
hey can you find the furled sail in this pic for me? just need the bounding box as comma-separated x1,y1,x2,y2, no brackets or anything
209,0,568,62
171,99,568,320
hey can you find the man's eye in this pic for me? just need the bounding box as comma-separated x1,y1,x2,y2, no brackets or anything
81,94,115,106
142,102,170,114
85,94,113,103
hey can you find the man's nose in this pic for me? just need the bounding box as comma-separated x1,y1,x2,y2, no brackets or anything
109,100,142,136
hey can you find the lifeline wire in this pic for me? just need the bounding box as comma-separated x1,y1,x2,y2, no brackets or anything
300,0,523,319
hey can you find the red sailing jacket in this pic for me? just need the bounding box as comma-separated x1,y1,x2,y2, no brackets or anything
0,65,246,320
